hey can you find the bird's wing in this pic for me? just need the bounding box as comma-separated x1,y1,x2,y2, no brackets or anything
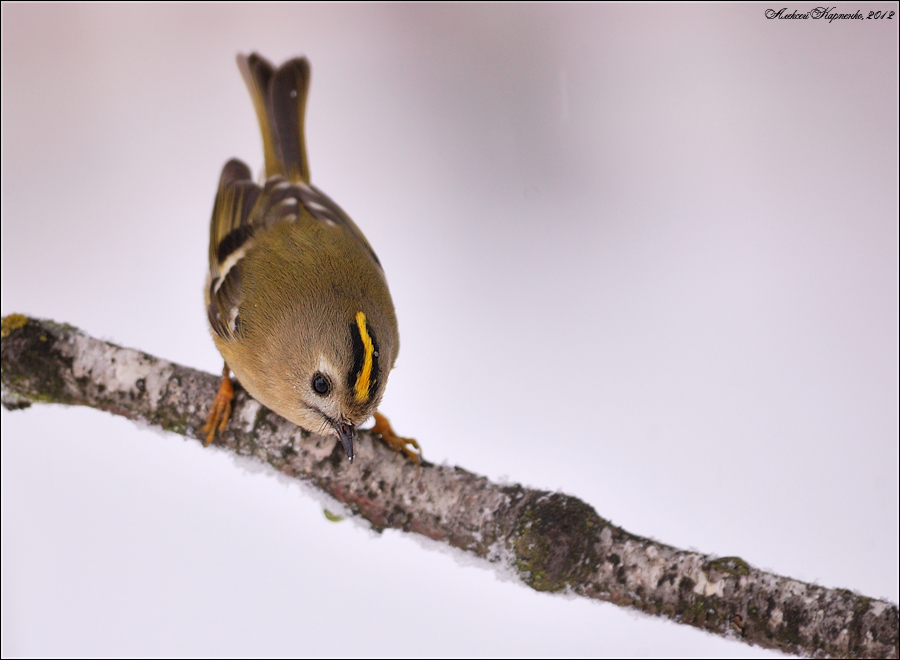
206,159,383,340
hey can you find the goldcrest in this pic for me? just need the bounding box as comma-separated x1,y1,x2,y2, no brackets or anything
202,53,416,462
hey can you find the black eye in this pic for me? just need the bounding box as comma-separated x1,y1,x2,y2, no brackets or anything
312,373,330,395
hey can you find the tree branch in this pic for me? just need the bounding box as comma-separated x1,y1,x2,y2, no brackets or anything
2,314,897,659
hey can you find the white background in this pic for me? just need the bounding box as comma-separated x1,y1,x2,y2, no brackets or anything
2,4,897,657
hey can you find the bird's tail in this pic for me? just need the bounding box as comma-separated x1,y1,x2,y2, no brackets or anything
237,53,311,184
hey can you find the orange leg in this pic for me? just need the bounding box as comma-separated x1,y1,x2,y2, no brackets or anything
371,412,422,463
201,364,234,445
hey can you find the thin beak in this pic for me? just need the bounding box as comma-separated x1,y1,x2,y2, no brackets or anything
335,422,356,462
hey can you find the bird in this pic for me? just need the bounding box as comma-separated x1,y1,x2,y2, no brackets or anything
201,53,419,463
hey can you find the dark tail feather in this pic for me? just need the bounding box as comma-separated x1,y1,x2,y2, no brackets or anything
270,59,311,184
237,53,311,184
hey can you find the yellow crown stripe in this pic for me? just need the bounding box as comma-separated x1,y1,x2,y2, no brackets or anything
354,311,374,401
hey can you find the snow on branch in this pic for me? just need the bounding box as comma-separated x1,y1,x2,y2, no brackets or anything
2,314,897,659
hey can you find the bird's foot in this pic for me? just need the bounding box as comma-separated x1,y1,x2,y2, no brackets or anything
201,365,234,445
372,411,421,463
